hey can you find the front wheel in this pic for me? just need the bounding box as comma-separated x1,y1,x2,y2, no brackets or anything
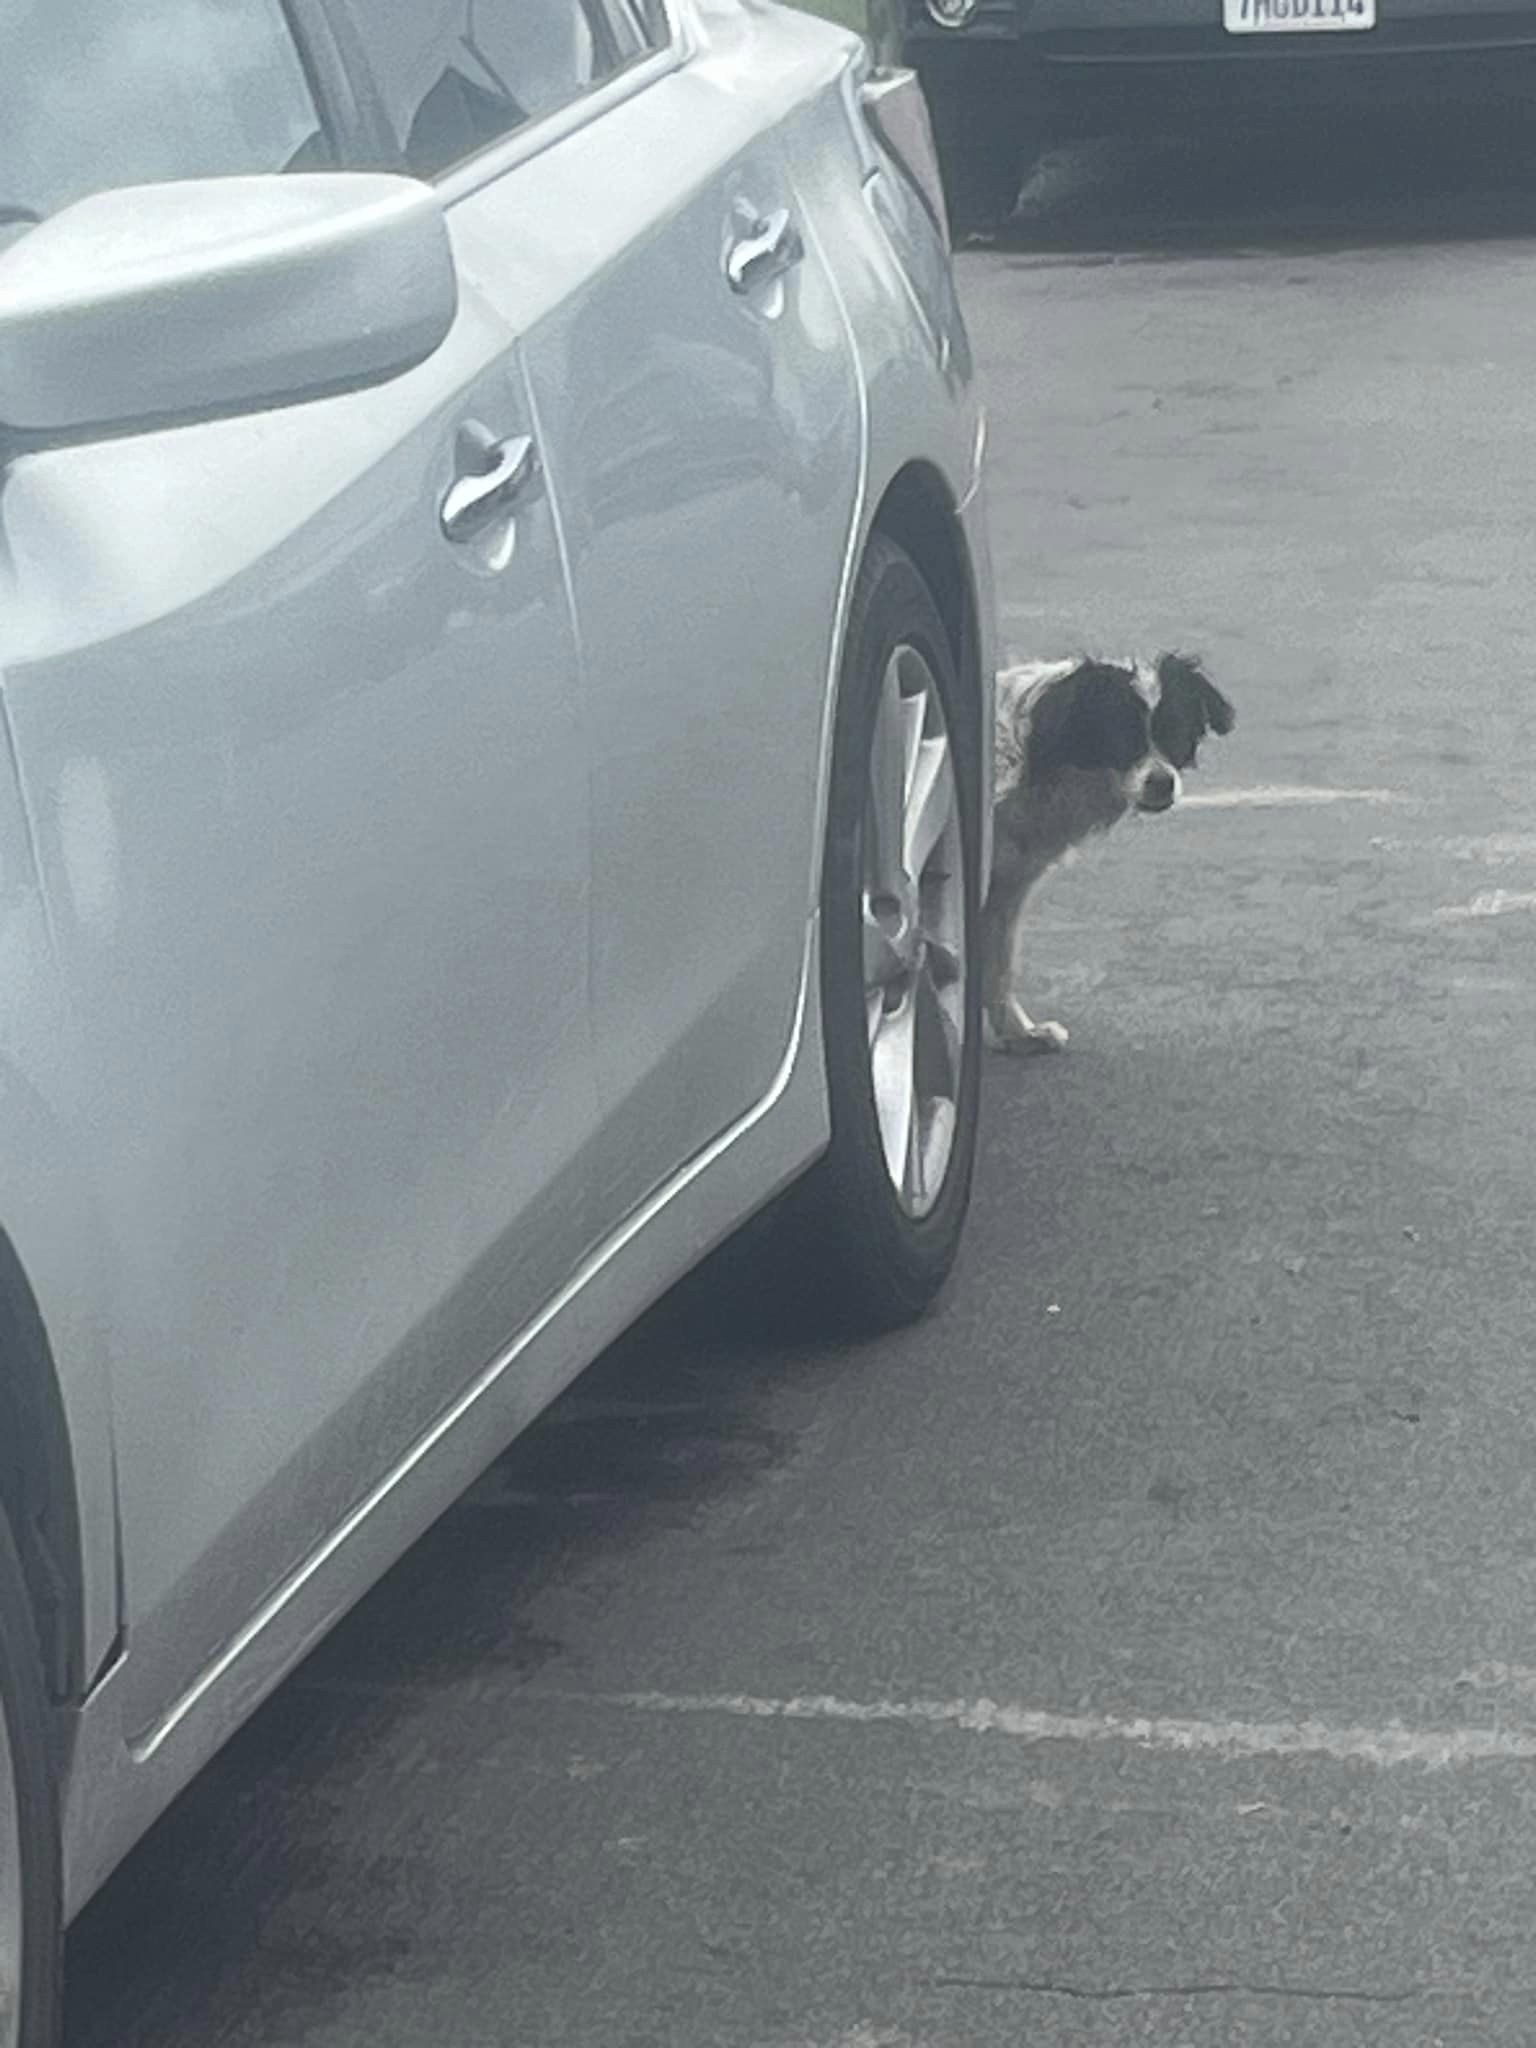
778,534,983,1332
0,1508,61,2048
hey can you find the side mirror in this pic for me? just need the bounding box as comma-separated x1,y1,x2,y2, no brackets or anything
0,173,458,445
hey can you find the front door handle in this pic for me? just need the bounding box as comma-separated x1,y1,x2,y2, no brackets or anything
726,207,804,296
440,423,539,545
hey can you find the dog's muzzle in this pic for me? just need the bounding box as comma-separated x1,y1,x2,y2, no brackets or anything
1136,767,1177,814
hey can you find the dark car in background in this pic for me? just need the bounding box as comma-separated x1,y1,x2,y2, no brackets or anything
901,0,1536,232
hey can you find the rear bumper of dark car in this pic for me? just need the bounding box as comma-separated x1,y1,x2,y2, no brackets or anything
907,5,1536,133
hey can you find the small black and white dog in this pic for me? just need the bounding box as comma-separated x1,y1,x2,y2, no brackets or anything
985,652,1235,1053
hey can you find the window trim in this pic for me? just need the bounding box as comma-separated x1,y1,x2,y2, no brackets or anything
279,0,351,161
608,0,673,50
290,0,405,168
318,0,687,199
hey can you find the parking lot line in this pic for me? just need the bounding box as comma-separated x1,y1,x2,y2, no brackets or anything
1433,889,1536,920
533,1686,1536,1769
1179,784,1405,809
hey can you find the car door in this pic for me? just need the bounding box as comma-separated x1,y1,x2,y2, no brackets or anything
368,0,865,1229
0,0,596,1735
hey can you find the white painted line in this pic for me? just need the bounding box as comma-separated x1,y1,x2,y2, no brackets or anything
1179,784,1404,810
1442,832,1536,863
1434,889,1536,921
535,1687,1536,1770
1456,1660,1536,1698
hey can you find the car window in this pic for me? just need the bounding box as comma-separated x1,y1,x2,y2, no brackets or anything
339,0,653,180
0,0,326,248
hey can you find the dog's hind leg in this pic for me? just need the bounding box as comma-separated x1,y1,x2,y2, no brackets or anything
982,870,1069,1055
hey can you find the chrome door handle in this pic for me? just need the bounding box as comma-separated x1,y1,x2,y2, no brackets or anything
440,423,539,544
726,208,804,295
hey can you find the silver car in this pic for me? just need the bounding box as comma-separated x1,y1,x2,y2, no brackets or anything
0,1,994,2036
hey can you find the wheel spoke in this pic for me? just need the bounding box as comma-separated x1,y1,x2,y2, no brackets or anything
923,932,963,991
869,988,916,1190
904,730,956,883
904,1086,928,1209
866,660,910,899
914,958,961,1110
899,674,927,804
863,902,906,993
908,967,961,1209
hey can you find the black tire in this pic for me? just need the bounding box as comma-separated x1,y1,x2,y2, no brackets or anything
776,534,982,1333
919,56,1040,239
0,1506,61,2048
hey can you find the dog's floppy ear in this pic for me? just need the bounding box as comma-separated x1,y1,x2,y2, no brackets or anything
1027,659,1147,780
1152,653,1235,769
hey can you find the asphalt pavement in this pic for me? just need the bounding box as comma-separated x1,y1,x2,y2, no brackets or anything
66,114,1536,2046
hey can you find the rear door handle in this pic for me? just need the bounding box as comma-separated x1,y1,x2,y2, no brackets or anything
726,208,804,296
440,422,539,545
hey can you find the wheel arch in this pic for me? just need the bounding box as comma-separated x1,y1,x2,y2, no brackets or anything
870,463,974,672
0,1230,87,1722
867,460,987,851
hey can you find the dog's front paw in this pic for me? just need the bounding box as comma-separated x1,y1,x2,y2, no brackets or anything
984,1008,1070,1055
1009,1020,1070,1055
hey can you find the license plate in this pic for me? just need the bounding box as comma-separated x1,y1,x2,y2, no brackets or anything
1223,0,1376,30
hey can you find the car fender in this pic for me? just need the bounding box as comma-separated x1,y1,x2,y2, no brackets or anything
0,694,122,1704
